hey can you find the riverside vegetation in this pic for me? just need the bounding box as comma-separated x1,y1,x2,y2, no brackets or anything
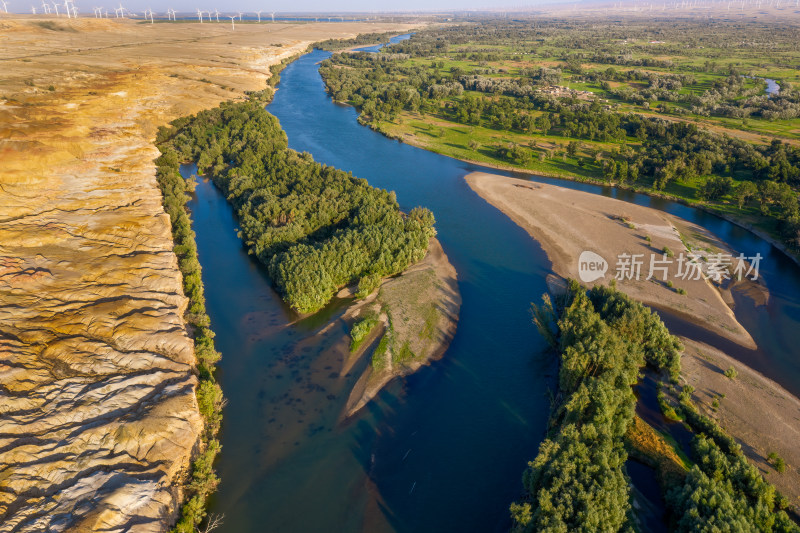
314,31,400,51
154,53,440,527
512,282,798,532
151,57,297,532
157,87,435,314
318,20,800,254
155,134,222,532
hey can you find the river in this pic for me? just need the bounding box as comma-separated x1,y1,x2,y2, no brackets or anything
188,35,800,533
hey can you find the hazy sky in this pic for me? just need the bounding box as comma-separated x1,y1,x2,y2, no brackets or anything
10,0,523,15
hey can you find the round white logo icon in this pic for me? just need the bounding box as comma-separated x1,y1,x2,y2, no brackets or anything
578,251,608,283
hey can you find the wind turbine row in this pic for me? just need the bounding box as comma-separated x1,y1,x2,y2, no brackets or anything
11,0,75,16
14,3,281,24
14,0,86,17
194,8,274,24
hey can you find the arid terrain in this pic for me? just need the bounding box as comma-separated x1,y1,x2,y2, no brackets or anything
0,16,414,532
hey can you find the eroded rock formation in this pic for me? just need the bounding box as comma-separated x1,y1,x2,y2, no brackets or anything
0,109,203,532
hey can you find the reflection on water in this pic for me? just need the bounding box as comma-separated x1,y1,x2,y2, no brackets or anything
626,459,668,533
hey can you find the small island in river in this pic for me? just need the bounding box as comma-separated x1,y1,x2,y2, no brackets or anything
342,236,461,418
157,83,461,421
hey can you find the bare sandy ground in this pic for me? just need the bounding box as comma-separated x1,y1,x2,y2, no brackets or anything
465,171,756,349
0,16,415,532
342,237,461,418
682,339,800,508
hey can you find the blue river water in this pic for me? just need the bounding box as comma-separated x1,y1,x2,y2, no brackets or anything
186,35,800,533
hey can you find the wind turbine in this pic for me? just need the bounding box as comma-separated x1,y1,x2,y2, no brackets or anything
270,10,274,21
228,14,235,28
52,1,59,15
195,7,202,22
63,0,71,18
70,3,77,16
255,9,261,21
213,7,219,20
31,5,37,13
41,0,50,13
144,6,153,22
237,10,242,19
1,0,9,12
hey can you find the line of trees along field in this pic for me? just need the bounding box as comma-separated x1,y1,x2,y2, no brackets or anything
513,282,797,532
314,31,400,51
318,23,800,254
156,90,435,314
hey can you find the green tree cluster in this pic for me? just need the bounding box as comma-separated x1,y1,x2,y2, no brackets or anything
349,313,380,352
318,26,800,253
661,382,798,531
159,99,435,314
512,282,682,532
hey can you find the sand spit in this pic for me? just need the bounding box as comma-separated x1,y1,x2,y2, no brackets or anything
682,339,800,508
342,238,461,418
465,171,757,350
0,17,415,532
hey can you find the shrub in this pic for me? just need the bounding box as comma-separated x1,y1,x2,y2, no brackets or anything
371,335,390,369
657,388,683,421
724,366,738,379
350,314,380,352
356,273,382,299
768,452,787,473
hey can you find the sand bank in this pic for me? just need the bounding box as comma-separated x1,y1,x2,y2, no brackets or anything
467,171,800,509
466,171,758,350
342,237,461,418
682,339,800,508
